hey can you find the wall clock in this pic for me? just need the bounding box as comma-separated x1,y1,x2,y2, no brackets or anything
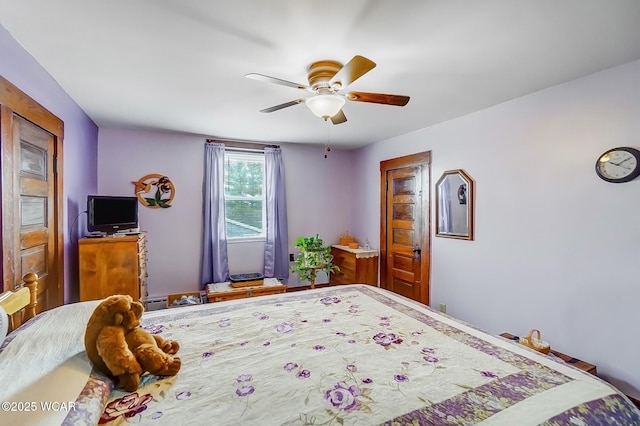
595,147,640,183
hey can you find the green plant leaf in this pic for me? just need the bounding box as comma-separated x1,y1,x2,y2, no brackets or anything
145,198,157,206
290,234,337,282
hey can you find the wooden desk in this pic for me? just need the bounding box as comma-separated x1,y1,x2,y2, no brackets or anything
500,332,597,376
206,278,287,303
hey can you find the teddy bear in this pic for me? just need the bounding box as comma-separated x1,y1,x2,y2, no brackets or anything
84,294,181,391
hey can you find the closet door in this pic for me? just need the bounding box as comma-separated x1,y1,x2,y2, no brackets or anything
1,77,64,311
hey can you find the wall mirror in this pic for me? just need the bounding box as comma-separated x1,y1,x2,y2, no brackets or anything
435,169,474,240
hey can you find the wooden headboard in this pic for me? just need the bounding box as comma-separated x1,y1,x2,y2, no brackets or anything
0,273,38,333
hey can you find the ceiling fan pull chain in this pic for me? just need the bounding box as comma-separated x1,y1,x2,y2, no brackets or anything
325,123,331,159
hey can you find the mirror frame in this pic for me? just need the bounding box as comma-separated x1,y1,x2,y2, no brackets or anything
435,169,475,240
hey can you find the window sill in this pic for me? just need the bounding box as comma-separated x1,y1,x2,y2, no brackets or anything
227,237,266,244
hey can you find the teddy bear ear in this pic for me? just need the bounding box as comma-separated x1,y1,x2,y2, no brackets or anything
109,296,132,313
132,301,144,313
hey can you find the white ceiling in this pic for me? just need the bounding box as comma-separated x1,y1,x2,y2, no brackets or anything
2,1,640,149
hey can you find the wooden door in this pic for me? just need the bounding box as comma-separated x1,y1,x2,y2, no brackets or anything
1,77,64,311
380,152,430,305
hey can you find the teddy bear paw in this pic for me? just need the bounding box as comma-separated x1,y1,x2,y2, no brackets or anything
159,356,181,376
151,356,181,377
119,373,141,392
166,340,180,355
153,335,180,354
159,340,180,355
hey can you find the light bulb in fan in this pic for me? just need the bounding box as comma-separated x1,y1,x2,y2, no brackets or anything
306,95,345,120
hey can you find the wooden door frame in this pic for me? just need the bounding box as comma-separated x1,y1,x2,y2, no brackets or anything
0,76,64,306
380,151,431,305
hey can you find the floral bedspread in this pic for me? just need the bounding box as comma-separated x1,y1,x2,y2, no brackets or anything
92,285,638,425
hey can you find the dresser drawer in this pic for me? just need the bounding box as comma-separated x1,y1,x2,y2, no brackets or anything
207,280,287,303
332,268,355,284
330,246,378,286
333,249,356,270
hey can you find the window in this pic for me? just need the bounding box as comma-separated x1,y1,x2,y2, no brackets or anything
224,150,265,239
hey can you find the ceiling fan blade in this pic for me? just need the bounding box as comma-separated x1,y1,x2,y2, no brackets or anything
346,91,410,106
330,109,347,125
329,55,376,88
245,73,311,91
259,99,305,113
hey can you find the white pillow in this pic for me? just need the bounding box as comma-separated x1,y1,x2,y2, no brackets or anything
0,305,8,344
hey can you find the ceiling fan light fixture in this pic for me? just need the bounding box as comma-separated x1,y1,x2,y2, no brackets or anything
305,95,345,119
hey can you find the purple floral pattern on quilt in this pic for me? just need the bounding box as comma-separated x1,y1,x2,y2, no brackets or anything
142,324,165,334
62,367,114,426
325,382,362,413
92,286,639,425
98,392,152,424
373,332,403,347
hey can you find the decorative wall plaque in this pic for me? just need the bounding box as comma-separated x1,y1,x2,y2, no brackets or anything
132,174,175,208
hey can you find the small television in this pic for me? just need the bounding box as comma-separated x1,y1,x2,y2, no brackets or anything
87,195,139,234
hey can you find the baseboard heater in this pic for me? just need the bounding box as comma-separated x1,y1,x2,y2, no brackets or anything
145,292,207,311
144,297,168,311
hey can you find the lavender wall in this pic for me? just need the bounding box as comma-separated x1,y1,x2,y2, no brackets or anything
97,128,353,297
351,59,640,398
6,16,638,399
0,25,99,303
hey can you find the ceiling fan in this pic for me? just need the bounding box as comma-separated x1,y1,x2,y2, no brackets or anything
245,55,410,125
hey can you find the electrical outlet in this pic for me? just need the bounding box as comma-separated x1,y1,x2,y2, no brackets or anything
439,303,446,314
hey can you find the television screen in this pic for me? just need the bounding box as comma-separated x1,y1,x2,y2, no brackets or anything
87,195,139,234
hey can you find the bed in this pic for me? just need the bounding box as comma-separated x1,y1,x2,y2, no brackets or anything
1,284,638,425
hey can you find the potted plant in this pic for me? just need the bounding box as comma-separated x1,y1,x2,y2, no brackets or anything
290,234,339,288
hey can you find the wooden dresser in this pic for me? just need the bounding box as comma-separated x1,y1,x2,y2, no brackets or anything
329,245,379,286
79,233,147,302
